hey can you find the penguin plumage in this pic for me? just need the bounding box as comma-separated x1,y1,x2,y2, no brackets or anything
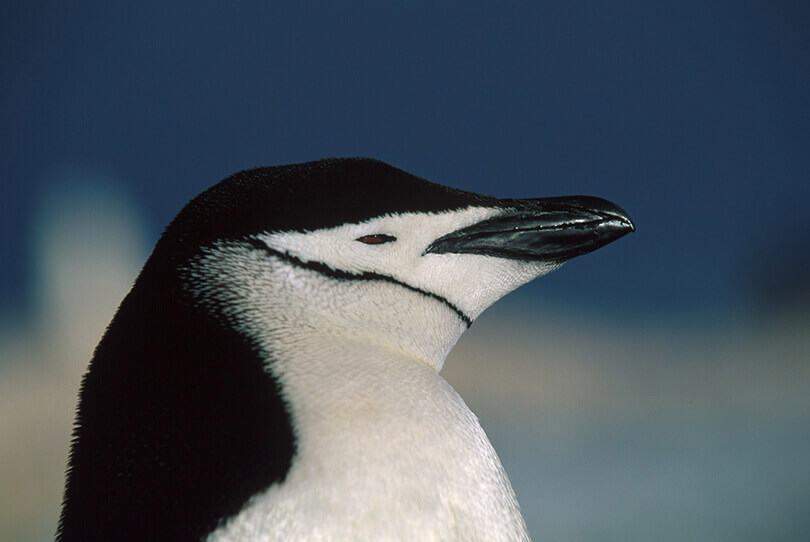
57,158,633,541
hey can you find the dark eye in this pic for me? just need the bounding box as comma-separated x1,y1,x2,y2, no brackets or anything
356,234,397,245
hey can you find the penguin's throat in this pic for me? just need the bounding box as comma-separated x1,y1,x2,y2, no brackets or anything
271,315,465,374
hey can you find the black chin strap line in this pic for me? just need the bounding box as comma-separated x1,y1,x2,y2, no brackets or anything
245,237,473,328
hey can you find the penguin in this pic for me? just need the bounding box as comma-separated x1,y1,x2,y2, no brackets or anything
56,158,634,541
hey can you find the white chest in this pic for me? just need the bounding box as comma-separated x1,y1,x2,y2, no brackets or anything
207,342,529,541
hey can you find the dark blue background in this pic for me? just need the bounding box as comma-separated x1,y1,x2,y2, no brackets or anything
3,1,809,316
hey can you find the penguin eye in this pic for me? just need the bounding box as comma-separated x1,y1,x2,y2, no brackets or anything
356,234,397,245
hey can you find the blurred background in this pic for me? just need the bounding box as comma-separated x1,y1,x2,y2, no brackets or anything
2,2,808,540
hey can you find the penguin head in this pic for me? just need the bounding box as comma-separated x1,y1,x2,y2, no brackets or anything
167,158,633,371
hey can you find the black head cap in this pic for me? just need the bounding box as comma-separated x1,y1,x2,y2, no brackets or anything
162,158,495,257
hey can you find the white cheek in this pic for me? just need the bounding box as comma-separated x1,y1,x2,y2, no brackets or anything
253,207,563,321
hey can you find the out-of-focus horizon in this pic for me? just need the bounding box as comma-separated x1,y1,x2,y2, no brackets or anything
2,2,808,541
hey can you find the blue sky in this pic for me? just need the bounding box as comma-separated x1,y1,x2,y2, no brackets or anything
3,1,809,318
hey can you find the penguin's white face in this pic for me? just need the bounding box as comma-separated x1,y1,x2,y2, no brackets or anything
255,206,557,324
185,206,558,373
184,186,632,372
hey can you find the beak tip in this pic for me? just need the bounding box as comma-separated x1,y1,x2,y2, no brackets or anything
598,199,635,233
624,217,636,234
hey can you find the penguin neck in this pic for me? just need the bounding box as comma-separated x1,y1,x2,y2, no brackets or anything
236,297,473,470
288,289,469,373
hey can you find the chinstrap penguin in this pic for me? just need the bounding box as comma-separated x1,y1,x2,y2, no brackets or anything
57,158,634,541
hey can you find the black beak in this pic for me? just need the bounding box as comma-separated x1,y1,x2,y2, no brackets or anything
425,196,635,262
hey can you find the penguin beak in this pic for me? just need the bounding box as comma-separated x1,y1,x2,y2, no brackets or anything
425,196,635,262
